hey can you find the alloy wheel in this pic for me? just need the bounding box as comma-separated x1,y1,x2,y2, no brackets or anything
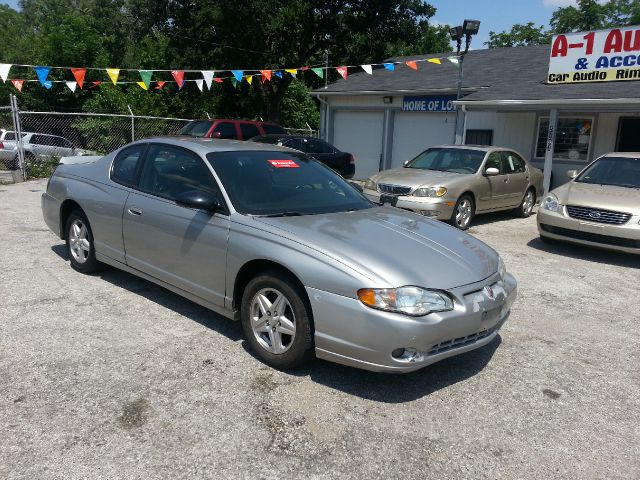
250,288,296,354
523,190,534,215
455,199,472,229
69,219,90,264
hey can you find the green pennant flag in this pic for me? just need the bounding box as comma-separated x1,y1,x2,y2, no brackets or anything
230,77,238,88
311,68,324,79
139,70,153,88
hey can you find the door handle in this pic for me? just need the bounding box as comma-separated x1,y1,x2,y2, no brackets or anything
127,206,142,216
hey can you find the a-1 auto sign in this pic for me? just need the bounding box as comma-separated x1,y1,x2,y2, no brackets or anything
402,95,456,112
548,25,640,84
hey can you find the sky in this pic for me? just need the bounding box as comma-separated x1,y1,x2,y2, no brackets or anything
1,0,582,50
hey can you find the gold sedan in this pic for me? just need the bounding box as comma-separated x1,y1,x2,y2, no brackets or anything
538,153,640,254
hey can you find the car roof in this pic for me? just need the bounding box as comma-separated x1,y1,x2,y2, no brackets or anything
601,152,640,159
129,136,299,154
427,144,499,152
187,119,280,125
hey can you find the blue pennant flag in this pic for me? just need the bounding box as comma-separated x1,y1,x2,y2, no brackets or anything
274,70,283,78
43,80,53,89
231,70,244,82
383,63,395,71
34,66,51,87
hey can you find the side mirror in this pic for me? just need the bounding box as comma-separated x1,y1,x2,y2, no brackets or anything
175,190,222,213
212,131,222,139
403,160,409,166
567,169,578,179
484,167,500,176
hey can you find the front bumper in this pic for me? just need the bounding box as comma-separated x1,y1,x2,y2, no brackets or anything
363,188,454,220
537,207,640,254
307,271,517,373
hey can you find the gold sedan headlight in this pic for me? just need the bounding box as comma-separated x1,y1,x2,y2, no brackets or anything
413,186,447,198
364,178,377,191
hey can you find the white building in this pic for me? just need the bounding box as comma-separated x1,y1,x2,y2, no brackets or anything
312,41,640,188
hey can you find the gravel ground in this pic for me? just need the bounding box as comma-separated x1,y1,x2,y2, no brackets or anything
1,179,638,480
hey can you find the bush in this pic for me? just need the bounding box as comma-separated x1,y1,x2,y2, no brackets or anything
26,156,60,178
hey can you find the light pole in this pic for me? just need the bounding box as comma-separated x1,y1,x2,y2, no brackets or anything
450,19,481,144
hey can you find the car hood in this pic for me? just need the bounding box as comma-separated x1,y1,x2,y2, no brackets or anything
371,167,467,187
254,207,498,290
554,181,640,213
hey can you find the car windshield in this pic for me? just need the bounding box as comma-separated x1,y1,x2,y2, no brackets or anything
178,121,213,137
206,151,372,216
575,156,640,188
404,148,486,174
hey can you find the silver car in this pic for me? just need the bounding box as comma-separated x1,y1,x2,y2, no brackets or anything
363,145,544,230
42,137,517,373
0,131,92,169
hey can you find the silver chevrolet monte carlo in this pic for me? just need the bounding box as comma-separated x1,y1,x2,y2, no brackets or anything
42,137,517,373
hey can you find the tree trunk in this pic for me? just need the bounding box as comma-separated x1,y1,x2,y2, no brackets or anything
260,77,292,124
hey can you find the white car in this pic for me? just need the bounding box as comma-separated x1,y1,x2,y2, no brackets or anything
0,131,94,169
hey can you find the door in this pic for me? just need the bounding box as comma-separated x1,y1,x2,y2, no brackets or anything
479,152,511,210
211,121,239,139
391,112,456,168
502,151,529,207
122,143,230,306
617,118,640,152
332,110,383,179
239,122,261,140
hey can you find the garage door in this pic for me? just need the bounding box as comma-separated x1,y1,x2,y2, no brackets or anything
391,112,455,168
332,110,384,180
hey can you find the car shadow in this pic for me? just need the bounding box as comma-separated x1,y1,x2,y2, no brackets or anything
527,237,640,269
51,243,502,402
468,210,520,228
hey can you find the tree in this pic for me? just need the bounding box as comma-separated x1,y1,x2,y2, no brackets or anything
485,22,551,48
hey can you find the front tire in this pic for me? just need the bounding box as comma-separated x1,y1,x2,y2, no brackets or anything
240,272,313,370
451,195,475,230
516,188,535,218
65,209,103,273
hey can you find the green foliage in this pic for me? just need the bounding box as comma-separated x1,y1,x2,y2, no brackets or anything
26,155,60,178
487,0,640,49
280,81,320,130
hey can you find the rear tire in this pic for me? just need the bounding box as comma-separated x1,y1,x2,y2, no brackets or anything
65,209,103,274
240,271,313,370
515,188,536,218
451,195,475,230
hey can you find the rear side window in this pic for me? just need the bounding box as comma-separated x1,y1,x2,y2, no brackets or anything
240,123,260,140
262,124,286,135
213,122,237,139
31,135,51,146
112,145,146,187
4,132,17,141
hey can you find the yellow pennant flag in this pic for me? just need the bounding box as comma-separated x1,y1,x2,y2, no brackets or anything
106,68,120,85
285,69,297,75
427,58,442,65
246,75,253,85
137,81,148,90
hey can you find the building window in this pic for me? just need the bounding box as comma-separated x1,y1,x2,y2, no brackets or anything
535,117,593,160
465,129,493,146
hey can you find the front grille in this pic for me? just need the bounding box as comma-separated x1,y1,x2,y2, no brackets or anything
540,224,640,249
566,205,632,225
427,318,505,356
378,183,412,196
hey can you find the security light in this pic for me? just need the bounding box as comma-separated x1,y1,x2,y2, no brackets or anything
449,26,463,41
462,19,481,36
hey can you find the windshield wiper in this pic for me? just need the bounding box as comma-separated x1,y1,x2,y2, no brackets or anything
255,211,308,218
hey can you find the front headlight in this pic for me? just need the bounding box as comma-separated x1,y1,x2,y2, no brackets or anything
364,178,377,191
413,186,447,198
498,256,506,279
357,286,453,316
540,193,560,212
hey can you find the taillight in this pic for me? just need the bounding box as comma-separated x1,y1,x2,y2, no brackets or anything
0,142,4,150
349,154,355,164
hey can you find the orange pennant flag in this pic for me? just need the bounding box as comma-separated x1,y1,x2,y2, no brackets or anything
405,61,418,70
336,66,348,79
260,70,272,82
71,68,86,89
11,79,24,92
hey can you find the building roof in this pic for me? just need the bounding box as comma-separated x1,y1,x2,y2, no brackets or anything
313,45,640,102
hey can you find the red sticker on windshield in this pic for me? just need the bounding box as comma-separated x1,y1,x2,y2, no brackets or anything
268,159,299,168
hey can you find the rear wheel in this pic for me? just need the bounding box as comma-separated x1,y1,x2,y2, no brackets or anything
516,188,535,218
240,272,313,370
451,195,475,230
65,209,103,273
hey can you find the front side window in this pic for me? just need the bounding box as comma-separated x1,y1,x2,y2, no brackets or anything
405,148,486,174
535,117,593,160
206,151,371,216
213,122,237,139
111,144,146,187
484,152,504,173
262,124,286,135
139,144,221,201
576,156,640,188
502,152,526,173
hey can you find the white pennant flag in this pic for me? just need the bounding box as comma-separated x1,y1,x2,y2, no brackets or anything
361,64,373,75
201,71,214,90
0,64,11,82
65,81,77,92
195,79,204,92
